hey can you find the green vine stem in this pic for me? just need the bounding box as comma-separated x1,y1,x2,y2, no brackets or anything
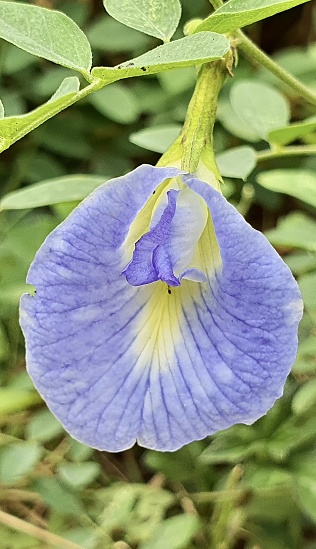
235,29,316,107
208,0,316,107
257,144,316,161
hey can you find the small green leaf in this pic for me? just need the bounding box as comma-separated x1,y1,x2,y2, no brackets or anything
257,169,316,208
145,443,204,483
0,175,107,210
87,15,152,53
34,478,84,515
243,464,293,490
139,515,200,549
92,32,230,81
299,272,316,321
196,0,310,34
217,98,261,143
285,252,316,276
89,83,141,124
0,442,42,484
27,409,64,442
130,125,182,153
230,81,290,140
69,440,94,462
0,100,4,119
216,146,257,180
291,453,316,523
200,441,257,464
103,0,181,41
268,117,316,145
158,67,195,96
0,389,41,415
265,212,316,252
58,462,101,488
48,76,80,103
2,44,36,75
292,380,316,415
0,321,9,361
0,1,92,77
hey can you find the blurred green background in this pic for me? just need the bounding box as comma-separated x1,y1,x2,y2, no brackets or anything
0,1,316,548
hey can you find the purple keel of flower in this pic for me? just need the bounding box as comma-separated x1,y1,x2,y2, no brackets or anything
20,165,302,452
124,189,180,287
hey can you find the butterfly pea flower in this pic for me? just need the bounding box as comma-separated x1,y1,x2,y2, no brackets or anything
20,165,302,452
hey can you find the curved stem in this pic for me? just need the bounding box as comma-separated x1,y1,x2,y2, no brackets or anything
257,145,316,161
208,0,316,107
0,510,83,549
209,0,223,8
180,60,227,173
236,30,316,107
157,59,227,181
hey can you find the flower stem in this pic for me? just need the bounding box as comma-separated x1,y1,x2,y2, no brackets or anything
0,510,83,549
235,30,316,107
208,0,316,107
209,0,223,9
157,59,228,182
257,145,316,161
180,60,227,174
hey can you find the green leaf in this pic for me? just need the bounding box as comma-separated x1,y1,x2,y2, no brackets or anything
217,98,261,143
139,515,200,549
98,484,174,543
48,76,80,103
196,0,310,34
58,462,101,488
0,321,9,361
257,169,316,208
34,478,84,515
92,32,230,81
0,442,42,484
290,453,316,522
216,146,257,180
285,251,316,276
299,272,316,321
0,175,106,210
292,380,316,415
243,464,293,491
268,117,316,145
0,389,41,415
103,0,181,41
130,124,181,153
0,100,4,119
158,67,195,96
0,1,92,77
89,83,141,124
87,15,152,53
2,44,36,75
69,440,94,462
145,443,205,483
27,409,64,442
265,212,316,252
230,81,290,140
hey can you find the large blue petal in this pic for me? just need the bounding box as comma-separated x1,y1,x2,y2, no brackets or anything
20,167,302,452
20,165,180,451
137,177,302,449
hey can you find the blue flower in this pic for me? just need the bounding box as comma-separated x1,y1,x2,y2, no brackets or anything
20,165,303,452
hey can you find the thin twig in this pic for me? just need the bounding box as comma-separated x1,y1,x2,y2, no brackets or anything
0,509,84,549
257,145,316,161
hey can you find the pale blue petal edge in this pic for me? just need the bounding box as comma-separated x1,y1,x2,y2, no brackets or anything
20,167,303,452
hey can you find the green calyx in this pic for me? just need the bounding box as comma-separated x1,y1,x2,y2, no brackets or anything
158,59,228,188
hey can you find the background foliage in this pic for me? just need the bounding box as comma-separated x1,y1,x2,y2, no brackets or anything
0,1,316,548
